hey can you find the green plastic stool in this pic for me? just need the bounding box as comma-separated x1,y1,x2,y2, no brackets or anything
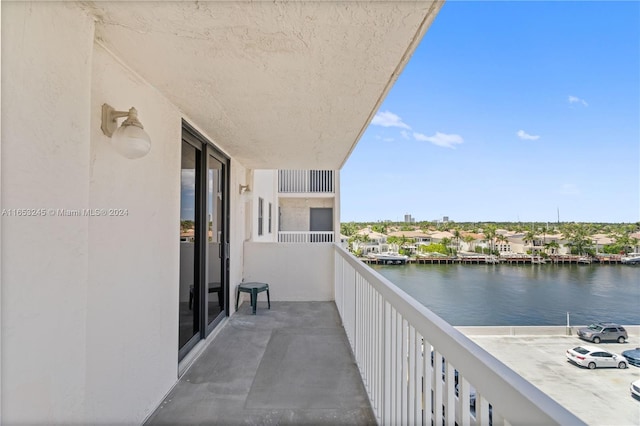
236,282,270,314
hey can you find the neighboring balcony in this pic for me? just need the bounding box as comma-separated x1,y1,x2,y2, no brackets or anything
278,230,334,243
154,242,583,426
278,169,335,194
277,170,338,244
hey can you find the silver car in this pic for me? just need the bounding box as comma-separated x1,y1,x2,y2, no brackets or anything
566,345,628,369
577,322,628,343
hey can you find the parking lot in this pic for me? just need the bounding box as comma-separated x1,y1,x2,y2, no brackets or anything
467,333,640,425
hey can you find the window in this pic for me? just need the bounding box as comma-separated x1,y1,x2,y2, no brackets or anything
268,202,272,233
258,197,264,236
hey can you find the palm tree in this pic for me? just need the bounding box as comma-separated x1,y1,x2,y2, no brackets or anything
611,233,639,254
372,223,388,234
562,223,593,256
523,230,536,253
453,228,462,253
544,240,560,256
463,235,476,252
348,233,370,253
440,237,453,256
340,222,359,237
483,225,497,255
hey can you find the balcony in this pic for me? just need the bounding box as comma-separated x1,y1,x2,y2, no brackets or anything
278,231,334,243
278,170,335,194
146,301,375,425
147,244,582,425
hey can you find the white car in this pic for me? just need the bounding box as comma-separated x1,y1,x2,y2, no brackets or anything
632,379,640,400
566,345,628,369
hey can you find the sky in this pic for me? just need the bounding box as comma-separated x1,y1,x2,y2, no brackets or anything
340,1,640,224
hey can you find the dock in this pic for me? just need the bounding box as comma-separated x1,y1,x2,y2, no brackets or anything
360,254,626,265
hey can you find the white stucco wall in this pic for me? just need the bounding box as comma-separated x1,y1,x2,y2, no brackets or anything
243,243,334,301
85,43,182,423
1,3,94,423
230,159,250,288
279,198,335,231
251,170,278,242
1,4,249,423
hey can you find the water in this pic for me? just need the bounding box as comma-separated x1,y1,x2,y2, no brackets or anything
371,263,640,326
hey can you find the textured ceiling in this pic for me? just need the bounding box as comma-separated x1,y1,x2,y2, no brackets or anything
82,1,443,169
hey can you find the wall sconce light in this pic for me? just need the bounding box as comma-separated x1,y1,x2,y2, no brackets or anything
101,103,151,159
239,184,251,194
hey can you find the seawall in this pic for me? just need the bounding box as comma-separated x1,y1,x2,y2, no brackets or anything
456,325,640,338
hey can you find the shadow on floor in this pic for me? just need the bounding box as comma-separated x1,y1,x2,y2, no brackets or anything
145,301,376,425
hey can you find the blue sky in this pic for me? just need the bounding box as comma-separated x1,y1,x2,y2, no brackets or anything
341,1,639,223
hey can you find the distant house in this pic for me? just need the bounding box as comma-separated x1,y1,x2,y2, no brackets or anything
388,230,431,251
591,233,615,254
457,231,482,253
427,230,455,243
352,228,388,255
539,233,569,255
631,232,640,252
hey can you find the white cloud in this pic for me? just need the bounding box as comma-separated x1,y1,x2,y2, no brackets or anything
383,137,394,142
517,130,540,141
568,95,588,107
371,111,411,130
413,132,464,148
181,169,195,191
400,130,410,140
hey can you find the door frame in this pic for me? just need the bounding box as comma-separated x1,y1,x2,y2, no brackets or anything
179,120,230,361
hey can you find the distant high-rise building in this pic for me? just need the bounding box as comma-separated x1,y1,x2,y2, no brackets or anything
404,213,415,223
443,216,449,223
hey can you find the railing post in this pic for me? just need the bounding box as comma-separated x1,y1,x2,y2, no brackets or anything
422,337,432,426
459,377,471,426
383,301,391,425
434,352,443,425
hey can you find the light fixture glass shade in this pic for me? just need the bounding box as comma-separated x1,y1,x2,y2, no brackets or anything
111,124,151,159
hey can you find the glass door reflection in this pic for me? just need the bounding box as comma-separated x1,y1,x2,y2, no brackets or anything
206,153,226,328
179,123,230,361
179,141,201,351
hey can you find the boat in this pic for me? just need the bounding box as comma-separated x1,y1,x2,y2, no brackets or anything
621,253,640,265
368,252,409,265
577,256,592,264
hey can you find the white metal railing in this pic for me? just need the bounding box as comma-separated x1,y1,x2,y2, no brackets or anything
278,170,334,193
278,231,334,243
333,244,584,426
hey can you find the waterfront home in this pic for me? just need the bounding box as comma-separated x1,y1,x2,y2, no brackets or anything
495,239,514,255
537,233,570,255
387,229,432,255
590,233,615,254
427,230,456,243
458,231,483,253
352,228,389,255
2,2,581,425
387,229,431,244
632,232,640,252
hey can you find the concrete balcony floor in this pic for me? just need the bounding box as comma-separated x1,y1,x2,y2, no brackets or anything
146,301,376,425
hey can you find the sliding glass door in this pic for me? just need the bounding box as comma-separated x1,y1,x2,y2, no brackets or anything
205,152,226,331
179,123,229,360
179,141,200,351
